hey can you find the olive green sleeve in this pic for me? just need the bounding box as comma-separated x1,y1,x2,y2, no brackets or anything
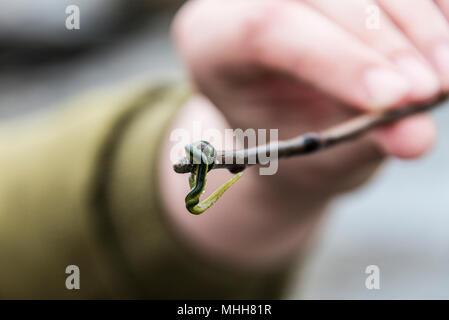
0,82,294,299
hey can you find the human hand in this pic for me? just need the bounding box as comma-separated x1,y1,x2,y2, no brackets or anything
173,0,445,195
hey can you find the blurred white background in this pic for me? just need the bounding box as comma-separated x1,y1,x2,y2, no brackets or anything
1,1,447,299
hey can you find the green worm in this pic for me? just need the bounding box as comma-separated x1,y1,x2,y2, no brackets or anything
185,141,243,214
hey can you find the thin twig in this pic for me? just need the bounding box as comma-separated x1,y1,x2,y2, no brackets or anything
174,93,448,174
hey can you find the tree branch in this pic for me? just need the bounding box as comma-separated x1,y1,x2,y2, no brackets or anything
173,93,448,174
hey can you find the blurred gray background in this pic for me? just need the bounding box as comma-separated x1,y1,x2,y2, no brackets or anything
1,0,448,299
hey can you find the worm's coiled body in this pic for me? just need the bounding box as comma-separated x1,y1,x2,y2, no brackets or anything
184,141,242,214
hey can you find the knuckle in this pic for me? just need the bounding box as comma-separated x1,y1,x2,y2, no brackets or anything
242,0,287,60
171,0,204,46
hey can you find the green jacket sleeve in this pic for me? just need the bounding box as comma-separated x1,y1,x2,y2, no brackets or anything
0,82,293,299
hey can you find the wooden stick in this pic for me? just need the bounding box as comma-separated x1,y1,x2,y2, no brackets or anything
173,93,448,174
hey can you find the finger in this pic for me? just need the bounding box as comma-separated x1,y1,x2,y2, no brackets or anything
377,0,449,90
370,115,437,159
174,0,412,111
302,0,440,101
436,0,449,18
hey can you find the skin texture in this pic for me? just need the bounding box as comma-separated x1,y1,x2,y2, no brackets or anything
160,0,448,269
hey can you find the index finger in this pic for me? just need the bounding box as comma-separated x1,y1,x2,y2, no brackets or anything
175,0,412,111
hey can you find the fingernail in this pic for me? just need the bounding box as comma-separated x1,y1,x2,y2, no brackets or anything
394,54,440,99
432,43,449,87
364,68,410,109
